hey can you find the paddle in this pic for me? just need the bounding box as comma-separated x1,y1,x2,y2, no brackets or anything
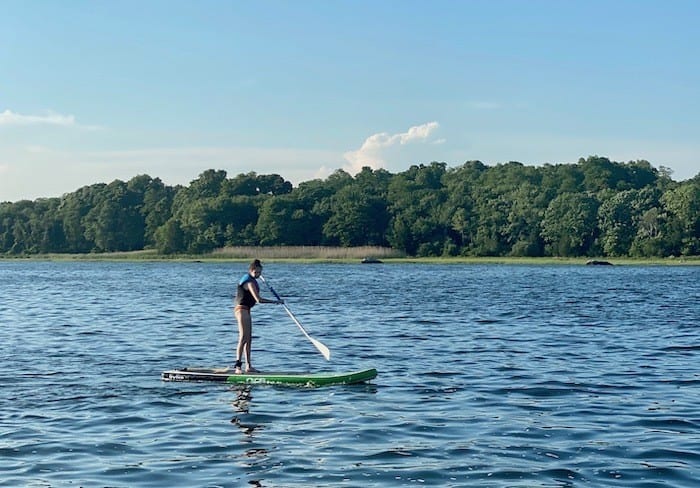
259,275,331,361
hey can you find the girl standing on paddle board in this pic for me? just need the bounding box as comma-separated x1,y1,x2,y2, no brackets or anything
233,259,282,374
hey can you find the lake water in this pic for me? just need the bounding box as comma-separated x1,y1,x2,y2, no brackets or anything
1,261,699,487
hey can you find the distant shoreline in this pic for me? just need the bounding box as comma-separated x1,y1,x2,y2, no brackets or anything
0,246,698,265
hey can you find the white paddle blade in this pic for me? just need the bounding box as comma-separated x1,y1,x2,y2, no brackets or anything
311,337,331,361
283,306,331,361
263,275,331,361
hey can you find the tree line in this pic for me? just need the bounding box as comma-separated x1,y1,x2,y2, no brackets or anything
1,156,698,258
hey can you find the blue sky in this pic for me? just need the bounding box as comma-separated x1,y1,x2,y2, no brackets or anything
2,0,699,202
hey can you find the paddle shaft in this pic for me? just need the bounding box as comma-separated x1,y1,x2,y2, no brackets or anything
260,276,331,361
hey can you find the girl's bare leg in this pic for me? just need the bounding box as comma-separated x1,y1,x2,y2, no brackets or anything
235,309,252,373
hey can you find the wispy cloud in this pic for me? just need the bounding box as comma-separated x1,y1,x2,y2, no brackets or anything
0,109,76,127
343,121,443,174
0,109,103,130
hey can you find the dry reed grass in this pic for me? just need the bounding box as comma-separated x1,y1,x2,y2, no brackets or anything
211,246,404,260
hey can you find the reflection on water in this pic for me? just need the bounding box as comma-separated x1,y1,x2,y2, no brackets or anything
230,386,265,445
231,386,253,415
229,385,269,469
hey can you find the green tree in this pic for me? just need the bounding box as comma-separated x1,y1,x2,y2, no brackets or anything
58,184,106,252
255,173,293,195
128,175,175,248
284,174,349,245
0,159,696,259
660,182,700,255
441,161,486,254
223,172,293,196
219,195,260,246
630,207,665,257
175,197,224,253
324,186,389,246
83,180,145,252
31,198,65,253
506,184,546,257
541,193,599,256
387,163,448,256
579,156,627,192
256,194,323,246
470,187,510,256
461,162,545,256
597,190,637,256
0,202,15,252
597,187,661,257
154,218,185,254
541,163,584,194
169,171,232,252
190,169,228,198
323,167,390,246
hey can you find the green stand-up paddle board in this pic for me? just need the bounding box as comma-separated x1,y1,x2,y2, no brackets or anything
161,367,377,387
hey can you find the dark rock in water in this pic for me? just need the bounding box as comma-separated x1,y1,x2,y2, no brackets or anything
586,260,613,266
361,257,383,264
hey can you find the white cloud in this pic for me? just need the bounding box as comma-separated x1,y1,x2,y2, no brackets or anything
313,165,334,180
343,121,442,175
0,109,103,130
0,109,76,127
399,121,439,143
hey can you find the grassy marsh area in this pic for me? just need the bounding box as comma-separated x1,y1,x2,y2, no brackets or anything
1,246,698,265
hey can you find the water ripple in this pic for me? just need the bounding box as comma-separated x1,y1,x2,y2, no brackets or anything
1,262,699,486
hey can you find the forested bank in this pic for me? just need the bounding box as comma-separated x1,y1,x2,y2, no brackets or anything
1,156,698,258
